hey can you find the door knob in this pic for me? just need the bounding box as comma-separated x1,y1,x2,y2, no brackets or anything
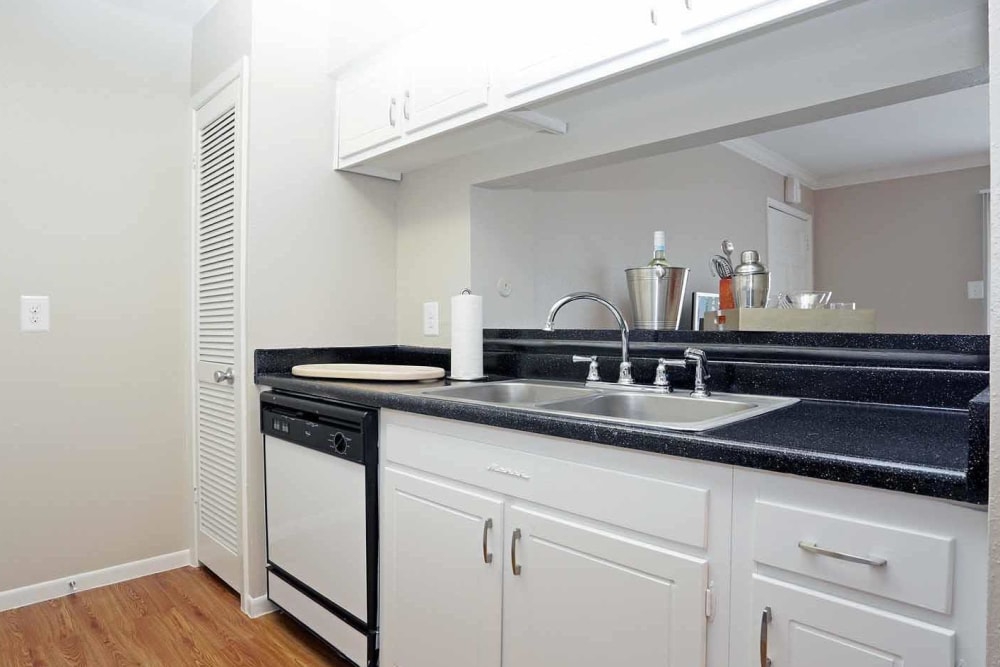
213,368,235,385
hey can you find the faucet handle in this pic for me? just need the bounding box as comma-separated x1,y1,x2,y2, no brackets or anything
572,355,601,382
654,358,687,391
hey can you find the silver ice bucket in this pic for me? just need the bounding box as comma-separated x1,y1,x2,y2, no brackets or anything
625,266,689,330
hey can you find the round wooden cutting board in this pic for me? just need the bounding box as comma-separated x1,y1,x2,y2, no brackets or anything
291,363,446,381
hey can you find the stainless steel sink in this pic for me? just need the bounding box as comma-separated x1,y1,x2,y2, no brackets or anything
422,381,597,406
421,380,798,432
539,391,797,431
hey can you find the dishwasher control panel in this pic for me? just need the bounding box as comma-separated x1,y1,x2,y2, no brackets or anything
262,408,365,465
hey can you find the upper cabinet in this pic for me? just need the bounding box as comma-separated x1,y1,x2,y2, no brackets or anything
495,0,673,100
333,0,840,174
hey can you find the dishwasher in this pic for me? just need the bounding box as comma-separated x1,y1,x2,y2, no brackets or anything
261,391,378,667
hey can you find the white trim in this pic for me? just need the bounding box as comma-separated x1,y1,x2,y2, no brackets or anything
192,59,247,111
766,197,810,221
244,594,278,618
0,551,191,613
236,58,253,605
721,138,820,189
816,153,991,190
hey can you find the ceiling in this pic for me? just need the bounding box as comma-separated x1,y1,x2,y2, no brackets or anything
99,0,217,27
732,84,989,189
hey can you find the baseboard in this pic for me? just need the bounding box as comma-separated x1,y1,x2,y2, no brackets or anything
245,593,277,618
0,549,191,613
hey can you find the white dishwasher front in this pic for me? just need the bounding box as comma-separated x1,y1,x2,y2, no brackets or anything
262,391,378,667
265,434,368,621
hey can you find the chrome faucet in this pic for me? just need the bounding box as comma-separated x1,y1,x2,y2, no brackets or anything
684,348,711,398
544,292,634,385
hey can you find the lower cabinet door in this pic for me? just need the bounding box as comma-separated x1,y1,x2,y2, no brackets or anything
753,576,954,667
502,503,709,667
381,467,504,667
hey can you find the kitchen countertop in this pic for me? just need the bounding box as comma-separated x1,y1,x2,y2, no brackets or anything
255,372,982,505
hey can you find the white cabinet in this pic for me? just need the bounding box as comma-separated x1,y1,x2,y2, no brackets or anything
401,18,490,134
679,0,779,33
380,466,503,667
502,503,709,667
754,576,954,667
337,16,490,166
336,55,402,160
495,0,672,99
731,469,986,667
379,413,987,667
380,412,723,666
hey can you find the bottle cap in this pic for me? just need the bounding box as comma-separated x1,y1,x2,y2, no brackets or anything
653,230,666,249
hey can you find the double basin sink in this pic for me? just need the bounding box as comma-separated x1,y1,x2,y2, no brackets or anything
421,380,798,432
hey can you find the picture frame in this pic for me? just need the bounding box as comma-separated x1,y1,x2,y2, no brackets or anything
691,292,720,331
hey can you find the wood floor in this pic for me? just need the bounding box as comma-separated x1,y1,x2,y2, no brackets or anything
0,567,351,667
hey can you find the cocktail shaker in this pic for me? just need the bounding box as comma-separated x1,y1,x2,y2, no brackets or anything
732,250,770,308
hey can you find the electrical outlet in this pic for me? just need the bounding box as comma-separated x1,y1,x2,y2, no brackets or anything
423,301,439,336
20,296,50,332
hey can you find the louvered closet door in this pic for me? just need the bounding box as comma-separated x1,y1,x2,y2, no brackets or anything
193,78,244,593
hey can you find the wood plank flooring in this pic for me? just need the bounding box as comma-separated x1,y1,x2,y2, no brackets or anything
0,567,351,667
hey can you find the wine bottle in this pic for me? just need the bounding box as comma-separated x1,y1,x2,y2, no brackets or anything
647,230,669,267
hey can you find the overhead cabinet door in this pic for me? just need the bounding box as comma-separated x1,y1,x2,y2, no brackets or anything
753,576,954,667
497,0,672,98
401,20,490,134
381,467,504,667
337,56,402,160
502,504,709,667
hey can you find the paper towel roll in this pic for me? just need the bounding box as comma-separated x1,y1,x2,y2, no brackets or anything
451,291,484,380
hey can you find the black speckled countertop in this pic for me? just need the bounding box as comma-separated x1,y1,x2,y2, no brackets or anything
255,335,989,505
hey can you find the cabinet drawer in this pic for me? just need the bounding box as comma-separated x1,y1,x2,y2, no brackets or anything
753,501,955,613
385,423,710,549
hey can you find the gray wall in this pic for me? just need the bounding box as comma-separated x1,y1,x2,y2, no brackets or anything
814,166,988,334
0,0,192,591
472,145,793,329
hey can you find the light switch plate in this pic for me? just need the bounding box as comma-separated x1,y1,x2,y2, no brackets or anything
967,280,985,300
21,296,50,332
422,301,439,336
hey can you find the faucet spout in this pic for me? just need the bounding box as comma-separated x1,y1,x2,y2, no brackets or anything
544,292,633,384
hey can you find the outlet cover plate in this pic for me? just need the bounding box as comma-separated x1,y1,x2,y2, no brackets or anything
423,301,439,336
21,296,50,332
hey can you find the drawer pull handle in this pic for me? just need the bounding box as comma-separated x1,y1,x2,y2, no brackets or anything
511,528,522,575
798,541,887,567
760,606,772,667
482,518,493,564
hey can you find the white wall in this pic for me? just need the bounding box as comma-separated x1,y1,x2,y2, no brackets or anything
472,145,791,329
239,0,399,600
190,0,251,96
814,166,988,334
0,0,192,591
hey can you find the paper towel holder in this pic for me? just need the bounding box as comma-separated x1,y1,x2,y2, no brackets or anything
447,288,489,382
